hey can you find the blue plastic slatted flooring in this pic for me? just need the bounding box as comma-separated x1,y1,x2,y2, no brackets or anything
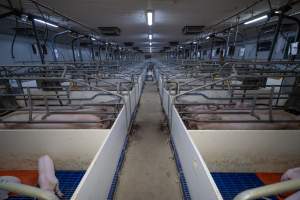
7,171,280,199
8,171,85,200
211,173,278,200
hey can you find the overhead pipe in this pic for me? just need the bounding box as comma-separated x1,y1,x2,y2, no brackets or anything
193,1,300,46
206,0,264,32
28,0,100,35
268,4,300,61
29,16,45,64
90,38,95,62
225,28,231,58
234,16,240,47
71,35,85,63
282,14,300,60
209,36,215,60
0,182,59,200
234,179,300,200
51,30,71,62
98,44,102,61
268,13,283,61
208,35,227,60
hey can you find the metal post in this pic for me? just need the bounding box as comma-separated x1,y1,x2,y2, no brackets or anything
27,88,33,122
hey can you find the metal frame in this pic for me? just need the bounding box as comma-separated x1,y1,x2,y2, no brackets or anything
0,63,145,126
158,61,300,125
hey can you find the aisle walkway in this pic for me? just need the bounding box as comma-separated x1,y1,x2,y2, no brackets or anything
115,81,182,200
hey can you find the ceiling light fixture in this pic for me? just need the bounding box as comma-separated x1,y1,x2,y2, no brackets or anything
147,10,153,26
91,37,96,41
150,42,152,46
244,15,268,25
34,19,58,28
149,34,153,40
206,36,210,40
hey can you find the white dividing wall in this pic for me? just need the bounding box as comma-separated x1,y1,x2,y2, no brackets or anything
171,108,223,200
71,107,127,200
157,71,223,200
71,70,146,200
0,129,109,170
189,130,300,173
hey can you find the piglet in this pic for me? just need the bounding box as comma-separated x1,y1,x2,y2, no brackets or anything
281,167,300,182
38,155,63,198
281,167,300,200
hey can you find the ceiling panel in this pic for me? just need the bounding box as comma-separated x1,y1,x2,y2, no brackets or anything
22,0,266,51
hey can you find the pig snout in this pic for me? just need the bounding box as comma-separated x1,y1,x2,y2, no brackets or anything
38,155,63,198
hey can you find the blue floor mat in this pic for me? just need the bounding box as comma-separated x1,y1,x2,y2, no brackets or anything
212,173,278,200
7,171,85,200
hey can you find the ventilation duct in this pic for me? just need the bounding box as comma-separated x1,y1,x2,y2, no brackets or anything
182,26,204,35
169,41,179,46
124,42,134,47
98,27,121,36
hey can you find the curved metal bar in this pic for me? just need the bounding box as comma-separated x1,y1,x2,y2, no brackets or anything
0,182,59,200
52,30,71,62
234,179,300,200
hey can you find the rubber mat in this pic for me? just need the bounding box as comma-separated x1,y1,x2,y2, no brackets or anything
211,173,279,200
0,170,38,186
0,170,85,200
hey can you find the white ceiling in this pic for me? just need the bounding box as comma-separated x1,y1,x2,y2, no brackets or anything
25,0,269,51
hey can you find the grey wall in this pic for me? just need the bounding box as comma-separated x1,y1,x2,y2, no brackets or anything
0,33,94,64
199,32,296,61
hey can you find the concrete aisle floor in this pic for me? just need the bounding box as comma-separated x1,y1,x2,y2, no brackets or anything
115,81,182,200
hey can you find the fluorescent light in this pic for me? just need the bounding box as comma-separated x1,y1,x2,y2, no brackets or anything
206,36,210,40
149,34,153,40
150,47,152,53
91,37,96,41
34,19,58,28
244,15,268,25
193,41,197,44
180,46,183,49
149,42,152,46
147,11,153,26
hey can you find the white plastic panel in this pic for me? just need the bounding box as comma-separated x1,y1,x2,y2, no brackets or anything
156,74,222,199
0,129,109,170
189,130,300,172
171,107,223,200
72,107,127,200
72,73,145,200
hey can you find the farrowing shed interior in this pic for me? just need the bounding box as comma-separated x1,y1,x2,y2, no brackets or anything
0,0,300,200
